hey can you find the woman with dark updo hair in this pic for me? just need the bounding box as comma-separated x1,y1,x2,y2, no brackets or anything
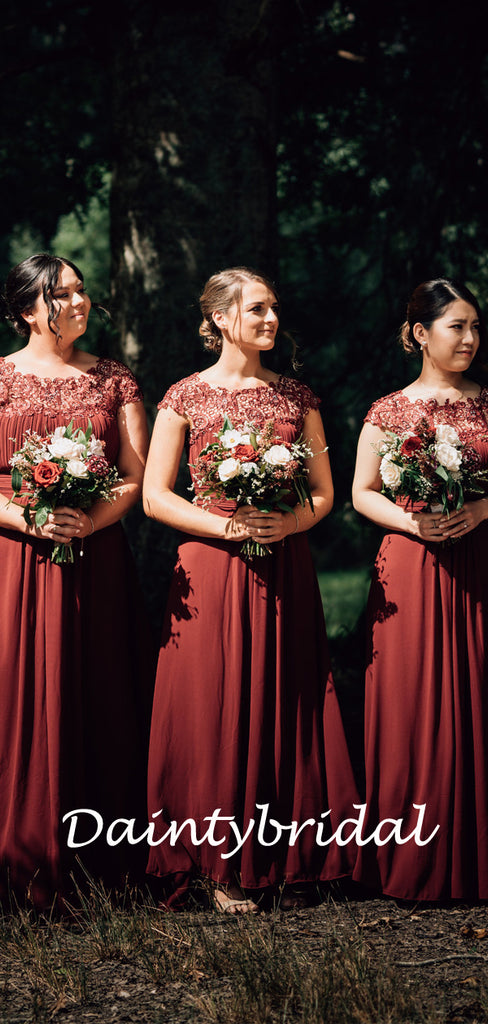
352,278,488,900
143,267,358,913
0,254,154,907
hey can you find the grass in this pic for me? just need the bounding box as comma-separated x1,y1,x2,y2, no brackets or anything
0,881,440,1024
317,568,370,638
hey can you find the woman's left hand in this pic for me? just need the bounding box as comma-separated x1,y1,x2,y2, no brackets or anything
241,508,294,545
437,499,488,539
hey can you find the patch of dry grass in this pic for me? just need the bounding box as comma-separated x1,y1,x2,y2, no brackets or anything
0,879,445,1023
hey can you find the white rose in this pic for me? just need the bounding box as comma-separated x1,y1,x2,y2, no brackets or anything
220,429,247,449
66,458,89,479
218,458,241,481
263,445,292,466
48,437,85,459
88,436,105,456
380,455,402,489
435,442,462,472
435,425,460,446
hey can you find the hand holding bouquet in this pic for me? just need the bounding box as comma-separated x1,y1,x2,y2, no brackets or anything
193,416,315,559
9,421,121,563
374,417,488,514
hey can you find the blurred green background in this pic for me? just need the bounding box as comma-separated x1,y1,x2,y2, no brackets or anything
1,0,487,639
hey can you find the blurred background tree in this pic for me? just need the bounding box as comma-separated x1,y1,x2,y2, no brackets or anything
1,0,488,629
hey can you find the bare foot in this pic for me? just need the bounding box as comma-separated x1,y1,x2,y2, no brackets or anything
213,887,259,915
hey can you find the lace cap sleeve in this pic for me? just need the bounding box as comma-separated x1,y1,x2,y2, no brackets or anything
279,377,321,416
109,360,143,405
95,358,143,406
365,397,388,428
296,381,321,415
157,376,192,418
364,392,403,430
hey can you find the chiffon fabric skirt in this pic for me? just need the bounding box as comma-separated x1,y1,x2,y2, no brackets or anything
0,523,155,907
353,524,488,900
147,530,359,902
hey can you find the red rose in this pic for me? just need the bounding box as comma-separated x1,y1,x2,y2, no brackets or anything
33,460,63,487
233,444,258,462
400,435,423,457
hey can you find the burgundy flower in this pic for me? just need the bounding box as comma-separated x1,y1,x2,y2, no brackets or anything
85,455,111,477
400,435,423,457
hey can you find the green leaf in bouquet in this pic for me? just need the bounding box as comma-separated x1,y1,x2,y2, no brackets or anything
222,415,234,432
65,420,74,439
435,465,449,482
10,467,23,494
85,420,93,441
23,506,32,526
451,479,464,510
295,475,314,512
35,507,49,527
254,500,275,513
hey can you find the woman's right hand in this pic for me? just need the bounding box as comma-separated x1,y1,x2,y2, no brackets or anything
410,510,446,543
222,506,253,542
28,505,82,544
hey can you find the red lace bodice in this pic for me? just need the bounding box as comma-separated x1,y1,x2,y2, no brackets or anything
158,372,320,449
0,357,142,418
0,357,143,494
366,388,488,444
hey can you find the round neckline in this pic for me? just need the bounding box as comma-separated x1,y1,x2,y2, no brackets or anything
195,371,283,394
0,354,103,383
398,385,486,408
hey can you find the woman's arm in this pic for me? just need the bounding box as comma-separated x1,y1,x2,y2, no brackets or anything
75,400,150,536
142,406,251,541
240,407,334,545
352,421,445,542
0,401,149,542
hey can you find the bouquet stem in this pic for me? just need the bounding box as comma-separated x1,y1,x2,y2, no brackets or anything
52,542,75,565
240,538,273,560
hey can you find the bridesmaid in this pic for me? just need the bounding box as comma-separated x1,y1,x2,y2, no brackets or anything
0,253,155,906
352,278,488,900
143,266,359,913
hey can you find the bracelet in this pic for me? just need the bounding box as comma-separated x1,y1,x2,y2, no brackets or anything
290,508,299,534
86,513,95,536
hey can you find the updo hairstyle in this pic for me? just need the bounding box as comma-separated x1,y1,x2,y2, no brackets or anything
199,266,279,354
400,278,487,359
2,253,87,340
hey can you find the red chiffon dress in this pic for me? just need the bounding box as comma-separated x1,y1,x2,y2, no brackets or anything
146,373,359,904
0,356,154,907
353,388,488,900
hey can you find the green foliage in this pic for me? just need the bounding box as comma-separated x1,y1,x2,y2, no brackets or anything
2,0,488,571
317,568,370,637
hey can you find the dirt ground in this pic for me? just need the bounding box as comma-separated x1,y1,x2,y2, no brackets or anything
2,889,488,1024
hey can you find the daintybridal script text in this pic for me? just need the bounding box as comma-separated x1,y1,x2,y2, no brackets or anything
62,803,440,854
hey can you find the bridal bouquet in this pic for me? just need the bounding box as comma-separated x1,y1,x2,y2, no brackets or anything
193,415,315,559
9,421,121,563
374,417,488,513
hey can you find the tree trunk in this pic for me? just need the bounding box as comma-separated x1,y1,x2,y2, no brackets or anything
108,0,278,620
109,0,278,404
